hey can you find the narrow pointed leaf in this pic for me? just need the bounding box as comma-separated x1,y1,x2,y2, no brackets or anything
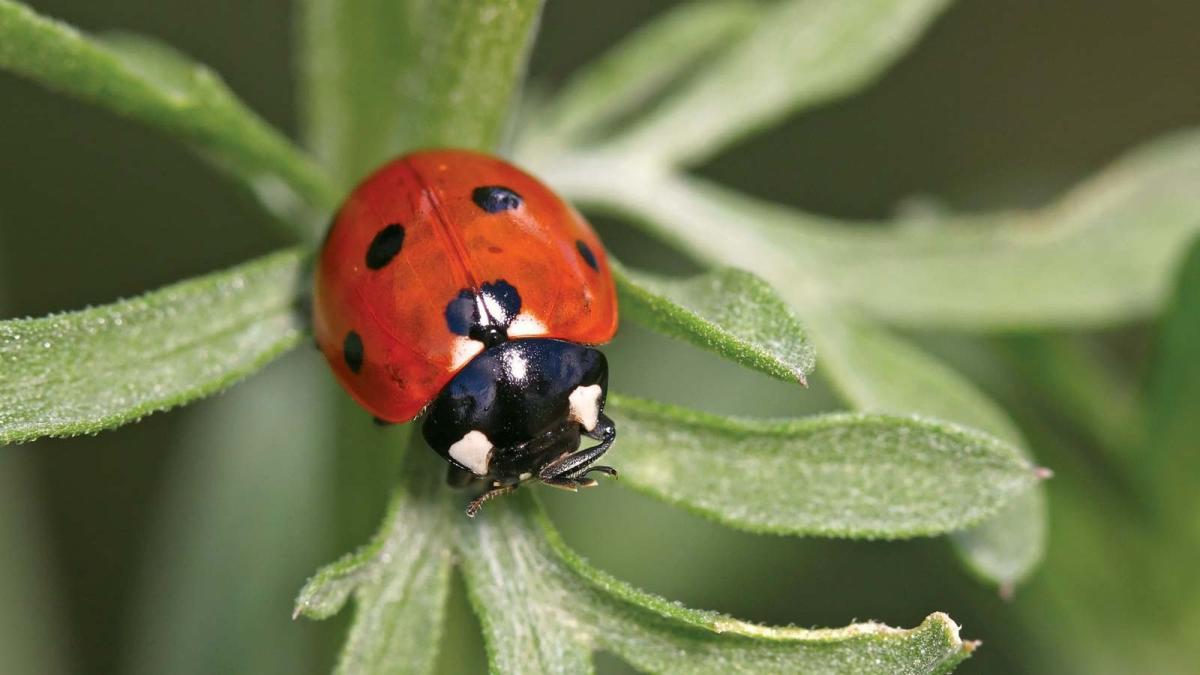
0,1,338,228
805,311,1047,587
542,158,1049,585
616,263,814,385
543,129,1200,330
457,494,974,674
298,0,544,180
295,446,453,675
0,248,305,444
605,0,952,166
518,0,760,154
797,130,1200,329
607,394,1039,538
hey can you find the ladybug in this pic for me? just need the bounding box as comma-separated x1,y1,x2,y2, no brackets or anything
313,150,619,516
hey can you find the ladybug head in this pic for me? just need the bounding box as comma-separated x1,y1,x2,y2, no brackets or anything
421,339,616,489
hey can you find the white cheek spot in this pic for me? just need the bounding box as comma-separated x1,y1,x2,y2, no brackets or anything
448,430,493,476
450,336,484,370
568,384,603,432
507,312,548,338
519,472,532,481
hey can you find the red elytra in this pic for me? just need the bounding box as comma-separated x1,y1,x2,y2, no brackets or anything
313,149,618,423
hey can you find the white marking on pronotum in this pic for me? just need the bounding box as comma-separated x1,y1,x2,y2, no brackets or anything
568,384,603,432
450,336,484,370
506,312,548,338
448,430,493,476
504,349,528,381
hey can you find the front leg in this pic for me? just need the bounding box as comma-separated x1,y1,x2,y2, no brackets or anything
465,482,518,518
538,413,618,484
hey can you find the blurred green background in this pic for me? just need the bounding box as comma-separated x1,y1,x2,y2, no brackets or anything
2,1,1198,673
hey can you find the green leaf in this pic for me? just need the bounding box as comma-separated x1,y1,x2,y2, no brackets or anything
608,394,1041,538
0,248,305,444
539,128,1200,330
1145,234,1200,532
0,1,338,228
128,353,337,675
537,158,1050,586
804,311,1047,587
457,494,975,674
518,0,760,155
796,130,1200,329
298,0,544,180
616,263,814,385
604,0,952,166
295,445,453,675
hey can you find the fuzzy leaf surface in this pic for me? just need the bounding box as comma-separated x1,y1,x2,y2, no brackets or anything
616,263,814,385
457,494,974,674
0,249,305,444
0,1,337,227
805,311,1047,587
299,0,544,180
295,446,453,675
607,395,1039,538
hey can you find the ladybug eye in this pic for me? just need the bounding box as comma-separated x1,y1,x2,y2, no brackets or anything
472,186,522,213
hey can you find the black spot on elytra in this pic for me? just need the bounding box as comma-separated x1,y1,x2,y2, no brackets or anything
482,280,522,319
365,223,405,269
444,280,522,347
576,240,598,271
444,290,478,337
343,331,364,373
472,186,522,213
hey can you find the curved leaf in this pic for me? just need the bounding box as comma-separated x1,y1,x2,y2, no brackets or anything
804,311,1046,587
541,129,1200,330
457,494,975,674
298,0,545,180
0,1,338,228
607,394,1041,538
518,0,760,154
616,263,814,385
295,444,452,675
604,0,952,166
0,248,305,444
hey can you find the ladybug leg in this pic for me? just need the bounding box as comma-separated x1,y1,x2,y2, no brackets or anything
465,483,517,518
538,413,618,485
